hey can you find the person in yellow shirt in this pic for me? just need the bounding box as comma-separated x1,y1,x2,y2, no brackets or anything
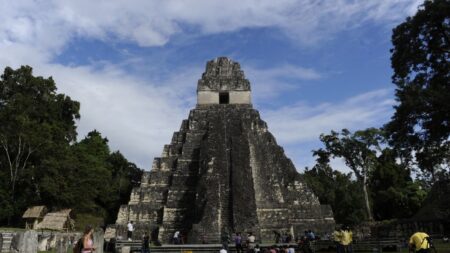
409,232,432,253
332,227,343,253
345,227,353,253
341,228,351,253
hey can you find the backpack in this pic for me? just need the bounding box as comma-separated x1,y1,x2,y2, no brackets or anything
73,238,83,253
423,236,437,253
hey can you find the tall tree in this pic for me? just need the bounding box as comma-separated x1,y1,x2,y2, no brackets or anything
370,148,427,220
71,130,112,215
385,0,450,182
70,131,142,224
104,151,142,224
0,65,142,227
304,150,366,225
317,128,383,221
0,66,80,223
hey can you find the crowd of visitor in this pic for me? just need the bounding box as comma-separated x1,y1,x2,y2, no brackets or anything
219,230,318,253
119,222,439,253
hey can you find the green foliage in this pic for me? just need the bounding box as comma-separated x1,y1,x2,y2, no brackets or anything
414,179,450,220
0,66,142,227
70,131,142,224
104,151,142,223
303,161,366,225
307,0,449,225
74,213,105,231
71,130,113,214
312,128,427,223
370,149,427,220
386,0,450,182
0,66,80,224
316,128,383,221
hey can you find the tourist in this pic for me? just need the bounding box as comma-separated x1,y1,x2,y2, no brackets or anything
82,225,96,253
298,236,312,253
127,221,134,241
281,233,288,243
181,230,187,244
261,247,270,253
142,232,150,253
273,231,281,243
443,235,449,243
332,227,343,253
345,226,353,253
221,231,230,251
287,245,295,253
247,232,256,251
173,230,180,244
307,230,315,241
286,233,292,244
341,227,351,253
409,232,432,253
235,232,243,253
220,245,228,253
269,246,277,253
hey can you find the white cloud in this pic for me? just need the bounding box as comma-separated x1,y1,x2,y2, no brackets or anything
0,0,422,52
0,39,394,172
0,0,414,170
0,36,323,170
40,63,192,170
262,89,394,144
245,64,322,101
260,89,395,172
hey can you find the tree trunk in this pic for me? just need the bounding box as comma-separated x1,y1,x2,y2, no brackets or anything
362,175,373,221
1,136,34,225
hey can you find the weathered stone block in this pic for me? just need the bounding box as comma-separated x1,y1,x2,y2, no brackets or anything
19,230,38,253
93,229,104,253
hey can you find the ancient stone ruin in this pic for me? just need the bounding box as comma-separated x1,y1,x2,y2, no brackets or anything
115,57,335,243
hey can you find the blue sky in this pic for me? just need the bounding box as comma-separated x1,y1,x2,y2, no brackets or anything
0,0,423,171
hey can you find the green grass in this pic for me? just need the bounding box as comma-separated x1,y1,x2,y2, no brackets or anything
315,242,450,253
398,242,450,253
74,213,104,231
39,249,74,253
0,227,26,232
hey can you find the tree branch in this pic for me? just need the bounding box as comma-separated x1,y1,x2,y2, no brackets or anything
0,137,14,181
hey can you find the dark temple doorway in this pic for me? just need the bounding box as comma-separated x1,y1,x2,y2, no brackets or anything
219,92,230,104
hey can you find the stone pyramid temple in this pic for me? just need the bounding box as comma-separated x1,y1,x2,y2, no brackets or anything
114,57,334,243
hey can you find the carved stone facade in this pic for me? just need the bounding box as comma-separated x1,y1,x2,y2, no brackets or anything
115,57,334,243
197,57,251,105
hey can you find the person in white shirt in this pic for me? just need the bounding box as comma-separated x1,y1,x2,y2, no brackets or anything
247,232,255,243
173,231,180,244
247,232,256,249
219,246,227,253
127,221,134,241
287,245,296,253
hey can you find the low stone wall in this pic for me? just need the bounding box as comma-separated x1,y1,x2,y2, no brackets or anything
0,229,104,253
2,231,38,253
372,219,447,239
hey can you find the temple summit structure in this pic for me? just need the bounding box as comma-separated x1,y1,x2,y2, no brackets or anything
114,57,335,243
